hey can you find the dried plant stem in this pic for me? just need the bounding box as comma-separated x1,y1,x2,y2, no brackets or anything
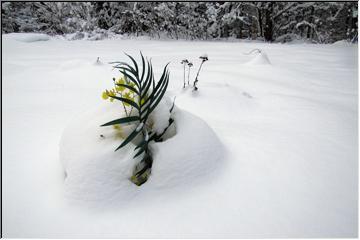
128,106,134,116
183,64,186,88
113,80,129,116
193,61,204,90
119,92,129,116
187,67,191,85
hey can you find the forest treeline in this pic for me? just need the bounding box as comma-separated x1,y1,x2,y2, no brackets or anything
1,2,358,43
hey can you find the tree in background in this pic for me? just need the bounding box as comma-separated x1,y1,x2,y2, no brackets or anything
1,1,357,43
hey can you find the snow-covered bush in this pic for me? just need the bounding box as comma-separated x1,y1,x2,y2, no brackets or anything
101,53,174,186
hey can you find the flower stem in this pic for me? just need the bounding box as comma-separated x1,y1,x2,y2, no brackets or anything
187,67,191,85
119,92,129,116
193,61,204,90
183,64,186,88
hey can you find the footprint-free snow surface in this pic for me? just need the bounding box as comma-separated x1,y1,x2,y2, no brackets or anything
2,34,358,238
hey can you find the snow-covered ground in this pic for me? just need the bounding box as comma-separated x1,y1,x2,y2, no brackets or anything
2,33,358,238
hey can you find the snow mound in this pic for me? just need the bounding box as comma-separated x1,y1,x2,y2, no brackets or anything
246,51,271,65
332,40,354,46
63,31,116,41
58,59,86,70
149,96,173,135
149,108,223,188
3,33,50,42
65,32,85,41
59,99,224,203
58,58,106,70
94,57,104,66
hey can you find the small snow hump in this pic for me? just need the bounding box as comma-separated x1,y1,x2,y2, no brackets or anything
94,57,104,66
245,49,271,65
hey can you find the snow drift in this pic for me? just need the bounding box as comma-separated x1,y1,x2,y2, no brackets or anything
2,34,357,238
59,98,224,203
3,33,50,42
246,51,271,65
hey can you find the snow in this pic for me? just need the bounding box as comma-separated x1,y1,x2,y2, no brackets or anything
2,34,358,238
3,33,51,42
62,31,116,41
246,51,272,65
149,108,224,188
59,99,223,202
332,39,354,46
150,96,174,135
135,122,144,132
200,53,208,59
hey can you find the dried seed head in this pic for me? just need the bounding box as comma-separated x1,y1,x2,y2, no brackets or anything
199,54,208,61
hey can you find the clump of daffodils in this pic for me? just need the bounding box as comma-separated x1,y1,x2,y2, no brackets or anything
102,77,137,112
101,76,138,137
101,53,172,186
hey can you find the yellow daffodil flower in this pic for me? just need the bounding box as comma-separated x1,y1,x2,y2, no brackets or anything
102,91,109,100
116,85,125,92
